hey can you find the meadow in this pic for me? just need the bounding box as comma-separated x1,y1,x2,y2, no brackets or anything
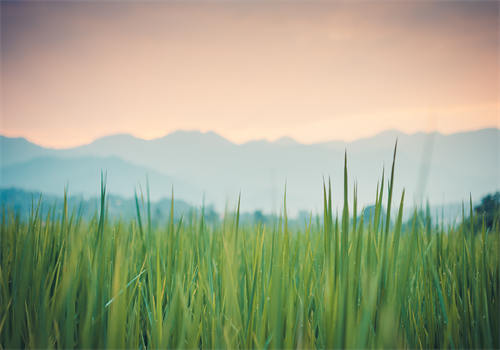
0,150,498,349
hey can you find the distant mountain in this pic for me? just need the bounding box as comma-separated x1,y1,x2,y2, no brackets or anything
0,155,201,203
273,136,300,146
0,136,53,166
1,128,498,214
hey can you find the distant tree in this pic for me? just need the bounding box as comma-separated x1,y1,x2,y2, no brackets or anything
204,205,219,223
361,205,386,227
253,210,265,224
474,192,499,230
297,210,310,224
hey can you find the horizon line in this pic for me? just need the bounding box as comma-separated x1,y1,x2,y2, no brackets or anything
1,125,499,150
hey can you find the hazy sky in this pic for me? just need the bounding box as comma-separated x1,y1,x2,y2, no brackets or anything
1,1,499,148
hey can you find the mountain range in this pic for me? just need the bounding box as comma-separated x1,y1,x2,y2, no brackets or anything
1,128,498,215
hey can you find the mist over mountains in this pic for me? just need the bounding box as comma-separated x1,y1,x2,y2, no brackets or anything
1,128,498,216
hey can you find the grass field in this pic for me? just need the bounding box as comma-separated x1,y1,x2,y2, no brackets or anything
1,151,498,349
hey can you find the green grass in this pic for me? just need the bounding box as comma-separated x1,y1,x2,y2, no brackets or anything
1,151,498,349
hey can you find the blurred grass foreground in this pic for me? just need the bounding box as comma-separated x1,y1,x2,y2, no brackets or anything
0,148,498,349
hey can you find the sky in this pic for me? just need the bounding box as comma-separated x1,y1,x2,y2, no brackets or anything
1,1,499,148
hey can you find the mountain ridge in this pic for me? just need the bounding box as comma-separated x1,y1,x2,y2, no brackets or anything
3,127,498,151
1,128,498,214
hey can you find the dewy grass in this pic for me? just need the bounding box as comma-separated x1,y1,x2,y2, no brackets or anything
0,148,498,349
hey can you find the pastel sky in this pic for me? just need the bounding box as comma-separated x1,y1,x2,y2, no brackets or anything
1,1,499,148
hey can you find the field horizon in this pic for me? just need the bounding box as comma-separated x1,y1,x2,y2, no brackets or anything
2,127,498,217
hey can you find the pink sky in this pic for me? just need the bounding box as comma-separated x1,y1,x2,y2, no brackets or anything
1,1,498,148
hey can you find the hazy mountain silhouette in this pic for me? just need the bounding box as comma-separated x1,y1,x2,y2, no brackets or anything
1,128,498,214
1,155,200,202
1,136,53,166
